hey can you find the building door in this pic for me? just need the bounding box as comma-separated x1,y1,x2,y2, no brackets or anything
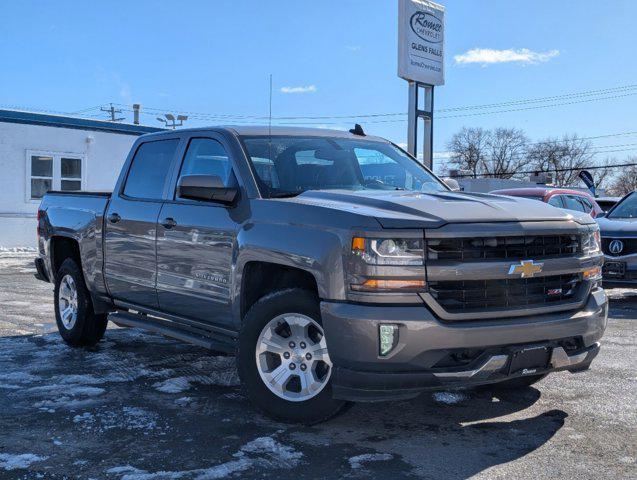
104,138,180,308
155,136,239,328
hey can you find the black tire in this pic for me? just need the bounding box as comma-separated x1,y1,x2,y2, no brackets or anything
492,373,547,390
54,258,108,347
237,288,348,424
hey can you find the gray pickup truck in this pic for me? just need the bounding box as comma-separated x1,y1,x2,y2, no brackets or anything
35,126,607,423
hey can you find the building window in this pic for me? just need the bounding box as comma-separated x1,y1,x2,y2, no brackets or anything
27,151,84,200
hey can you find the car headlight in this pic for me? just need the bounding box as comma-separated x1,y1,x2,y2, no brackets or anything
352,237,424,265
582,228,601,256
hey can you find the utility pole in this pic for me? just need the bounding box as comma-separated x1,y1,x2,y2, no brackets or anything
100,103,125,122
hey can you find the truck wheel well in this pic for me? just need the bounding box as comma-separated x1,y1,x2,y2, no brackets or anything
241,262,319,319
51,237,81,274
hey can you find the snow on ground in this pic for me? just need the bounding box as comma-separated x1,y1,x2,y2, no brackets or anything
0,246,36,253
432,391,467,405
107,436,303,480
0,453,48,471
348,453,394,469
73,407,162,434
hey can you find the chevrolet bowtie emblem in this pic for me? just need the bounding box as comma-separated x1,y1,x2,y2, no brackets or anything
508,260,544,278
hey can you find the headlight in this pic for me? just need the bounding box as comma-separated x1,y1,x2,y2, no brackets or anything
582,228,601,256
352,237,424,265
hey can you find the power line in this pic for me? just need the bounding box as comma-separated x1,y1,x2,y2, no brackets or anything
110,82,637,122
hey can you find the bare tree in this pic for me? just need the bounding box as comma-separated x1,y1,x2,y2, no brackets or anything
446,127,489,178
484,127,528,178
609,159,637,196
526,134,595,186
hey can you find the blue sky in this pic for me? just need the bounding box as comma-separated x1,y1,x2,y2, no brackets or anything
1,0,636,165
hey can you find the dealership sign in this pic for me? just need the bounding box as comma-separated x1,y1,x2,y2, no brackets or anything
398,0,445,85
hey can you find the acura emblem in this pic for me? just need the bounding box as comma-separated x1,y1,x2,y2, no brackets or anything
508,260,544,278
609,239,624,255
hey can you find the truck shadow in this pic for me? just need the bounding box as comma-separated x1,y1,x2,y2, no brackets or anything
309,388,566,479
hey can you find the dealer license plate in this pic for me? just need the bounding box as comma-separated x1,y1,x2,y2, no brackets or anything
508,345,551,375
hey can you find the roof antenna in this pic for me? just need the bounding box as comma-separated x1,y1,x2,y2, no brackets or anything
349,123,365,136
268,74,273,162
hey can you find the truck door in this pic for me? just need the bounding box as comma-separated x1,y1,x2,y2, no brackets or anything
155,135,239,328
104,138,181,308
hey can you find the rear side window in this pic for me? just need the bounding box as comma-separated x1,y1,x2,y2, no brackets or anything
123,139,180,199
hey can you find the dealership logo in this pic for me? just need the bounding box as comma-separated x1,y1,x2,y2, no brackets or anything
508,260,544,278
410,11,443,43
609,239,624,255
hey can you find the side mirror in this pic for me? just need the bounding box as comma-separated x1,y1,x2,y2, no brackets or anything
443,177,461,191
177,174,238,205
597,212,606,218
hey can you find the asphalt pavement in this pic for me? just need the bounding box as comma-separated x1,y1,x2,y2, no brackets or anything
0,250,635,479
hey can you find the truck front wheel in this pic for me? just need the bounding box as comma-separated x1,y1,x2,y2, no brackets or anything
237,288,348,424
54,258,108,347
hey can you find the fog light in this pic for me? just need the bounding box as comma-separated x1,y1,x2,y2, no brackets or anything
583,266,602,281
379,324,399,356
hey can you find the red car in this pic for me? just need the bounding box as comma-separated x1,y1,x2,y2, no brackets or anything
490,187,604,218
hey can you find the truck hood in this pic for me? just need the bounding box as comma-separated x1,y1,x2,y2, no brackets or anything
286,190,593,228
597,216,637,237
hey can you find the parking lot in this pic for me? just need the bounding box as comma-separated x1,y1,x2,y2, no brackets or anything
0,250,635,479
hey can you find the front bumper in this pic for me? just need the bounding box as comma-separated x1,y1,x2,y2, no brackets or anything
321,288,608,401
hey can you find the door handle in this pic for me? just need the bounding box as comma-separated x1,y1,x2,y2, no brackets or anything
107,213,121,224
161,217,177,229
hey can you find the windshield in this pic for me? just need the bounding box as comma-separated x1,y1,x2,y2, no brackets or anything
608,192,637,218
241,136,448,198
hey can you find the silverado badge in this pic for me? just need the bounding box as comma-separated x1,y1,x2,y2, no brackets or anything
508,260,544,278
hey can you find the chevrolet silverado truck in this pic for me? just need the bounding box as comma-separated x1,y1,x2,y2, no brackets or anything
35,126,608,423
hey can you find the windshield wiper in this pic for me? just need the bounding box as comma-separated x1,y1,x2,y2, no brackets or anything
268,190,306,198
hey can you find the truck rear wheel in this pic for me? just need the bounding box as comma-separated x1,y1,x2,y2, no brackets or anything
237,288,348,424
54,258,108,347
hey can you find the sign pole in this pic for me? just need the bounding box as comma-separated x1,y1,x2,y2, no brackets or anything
398,0,444,170
407,81,434,169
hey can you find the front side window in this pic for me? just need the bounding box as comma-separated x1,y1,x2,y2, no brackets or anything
241,136,447,197
178,138,231,186
123,139,179,200
548,195,563,207
608,192,637,219
28,152,83,200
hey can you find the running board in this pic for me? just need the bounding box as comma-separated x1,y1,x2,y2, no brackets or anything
109,311,235,353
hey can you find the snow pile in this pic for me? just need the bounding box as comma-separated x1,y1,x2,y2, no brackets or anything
349,453,394,470
432,391,467,405
107,436,303,479
0,453,48,471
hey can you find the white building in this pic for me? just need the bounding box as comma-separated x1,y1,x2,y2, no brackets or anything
0,109,160,248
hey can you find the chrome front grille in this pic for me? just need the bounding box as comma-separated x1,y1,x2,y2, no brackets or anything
428,274,582,314
426,235,581,261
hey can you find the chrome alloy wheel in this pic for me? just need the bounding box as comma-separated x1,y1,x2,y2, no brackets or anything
255,313,332,402
58,274,78,330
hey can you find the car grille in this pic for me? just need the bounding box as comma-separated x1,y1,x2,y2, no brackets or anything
428,274,582,313
426,235,581,261
601,238,637,256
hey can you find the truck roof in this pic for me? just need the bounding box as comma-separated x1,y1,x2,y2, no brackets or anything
138,125,388,142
